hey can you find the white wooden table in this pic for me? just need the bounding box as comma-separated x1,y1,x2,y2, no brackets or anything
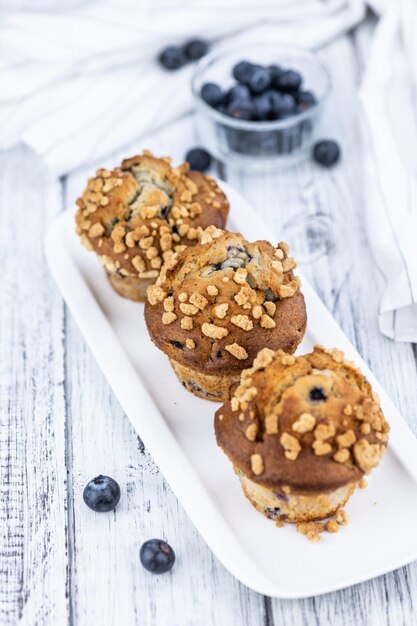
1,27,417,626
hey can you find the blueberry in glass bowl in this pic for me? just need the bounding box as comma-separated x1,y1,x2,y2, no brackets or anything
192,43,331,169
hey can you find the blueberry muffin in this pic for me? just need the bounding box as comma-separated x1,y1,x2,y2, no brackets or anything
145,227,306,401
214,345,389,523
75,150,229,301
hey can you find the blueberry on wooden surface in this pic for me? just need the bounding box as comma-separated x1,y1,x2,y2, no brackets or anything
313,140,341,167
309,386,327,402
83,475,121,512
185,147,212,172
201,82,224,107
140,539,176,574
183,38,209,61
158,46,186,71
275,69,303,92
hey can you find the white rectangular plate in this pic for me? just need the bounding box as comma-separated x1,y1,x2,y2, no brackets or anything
46,181,417,598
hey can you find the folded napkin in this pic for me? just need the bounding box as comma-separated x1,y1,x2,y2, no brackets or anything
0,0,363,175
360,0,417,342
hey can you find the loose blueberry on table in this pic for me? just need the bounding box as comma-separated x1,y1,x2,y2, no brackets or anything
183,38,209,61
140,539,176,574
158,46,187,71
185,147,212,172
313,140,341,167
83,475,121,512
158,38,209,70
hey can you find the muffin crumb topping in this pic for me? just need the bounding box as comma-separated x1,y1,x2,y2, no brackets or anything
333,448,350,464
189,293,208,310
353,439,383,473
252,305,263,319
213,346,391,540
245,423,258,441
314,423,336,441
265,414,279,435
145,229,305,364
294,513,347,542
250,453,264,476
264,301,276,316
292,413,316,433
280,433,302,461
201,322,228,339
335,509,349,525
253,348,275,370
336,429,356,448
312,441,332,456
180,317,193,330
162,312,177,325
163,296,174,312
180,303,199,316
230,315,253,331
217,345,389,505
76,151,229,289
207,285,219,296
213,303,229,319
325,520,339,533
233,268,248,284
225,343,249,360
260,314,276,329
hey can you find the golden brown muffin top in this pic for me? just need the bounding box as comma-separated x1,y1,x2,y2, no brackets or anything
215,345,390,493
144,228,306,375
75,150,229,280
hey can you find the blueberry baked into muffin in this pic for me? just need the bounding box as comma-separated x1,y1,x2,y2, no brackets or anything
75,151,229,301
145,226,306,401
214,345,389,523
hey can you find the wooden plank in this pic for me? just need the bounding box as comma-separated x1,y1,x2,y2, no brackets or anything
0,146,68,624
64,121,267,626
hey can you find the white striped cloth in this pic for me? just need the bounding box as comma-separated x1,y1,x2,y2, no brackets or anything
0,0,363,175
360,0,417,342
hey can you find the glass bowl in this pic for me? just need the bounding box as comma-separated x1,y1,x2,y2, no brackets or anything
191,42,331,169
